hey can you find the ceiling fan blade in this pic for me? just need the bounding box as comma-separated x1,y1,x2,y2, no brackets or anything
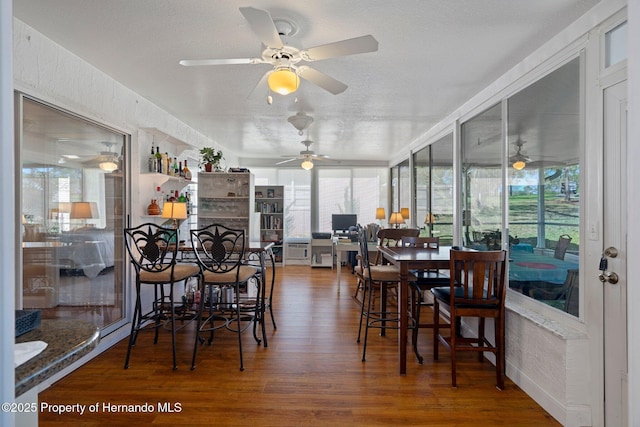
303,35,378,61
246,70,271,99
179,58,259,66
239,6,283,49
297,66,348,95
276,158,297,165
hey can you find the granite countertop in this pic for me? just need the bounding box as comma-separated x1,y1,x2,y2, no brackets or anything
15,319,99,397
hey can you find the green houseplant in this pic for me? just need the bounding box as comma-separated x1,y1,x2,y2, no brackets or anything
199,147,224,172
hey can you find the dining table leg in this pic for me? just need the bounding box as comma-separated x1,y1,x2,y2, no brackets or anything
398,262,408,375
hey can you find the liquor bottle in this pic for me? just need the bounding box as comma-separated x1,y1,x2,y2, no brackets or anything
173,157,179,176
183,160,192,181
155,146,162,174
179,192,186,203
178,161,184,178
148,145,157,173
162,151,169,175
156,186,164,213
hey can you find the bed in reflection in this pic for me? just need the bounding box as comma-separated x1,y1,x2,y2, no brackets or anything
58,227,115,278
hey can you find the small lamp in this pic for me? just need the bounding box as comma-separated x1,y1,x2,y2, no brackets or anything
424,211,436,235
162,202,188,229
400,208,410,221
375,208,386,220
70,202,98,227
389,212,405,229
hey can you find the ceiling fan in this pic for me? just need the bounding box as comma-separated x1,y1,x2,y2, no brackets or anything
509,138,560,170
179,6,379,95
510,139,532,170
277,140,330,170
81,142,120,172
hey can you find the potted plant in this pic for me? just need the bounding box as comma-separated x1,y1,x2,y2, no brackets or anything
199,147,224,172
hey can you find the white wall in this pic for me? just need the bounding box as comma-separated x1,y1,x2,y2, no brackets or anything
1,0,16,425
626,1,639,425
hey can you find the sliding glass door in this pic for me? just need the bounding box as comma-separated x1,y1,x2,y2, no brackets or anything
18,95,127,332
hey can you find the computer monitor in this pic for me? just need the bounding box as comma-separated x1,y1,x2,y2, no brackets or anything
332,214,357,233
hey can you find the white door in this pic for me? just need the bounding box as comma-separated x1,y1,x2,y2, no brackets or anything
603,80,627,426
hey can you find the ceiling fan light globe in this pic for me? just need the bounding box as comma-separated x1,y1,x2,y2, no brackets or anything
99,160,118,172
301,158,314,170
512,160,526,170
268,68,299,95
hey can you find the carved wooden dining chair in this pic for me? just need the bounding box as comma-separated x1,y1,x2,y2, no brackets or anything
431,249,508,389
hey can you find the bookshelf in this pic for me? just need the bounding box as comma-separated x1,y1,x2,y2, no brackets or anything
255,185,284,265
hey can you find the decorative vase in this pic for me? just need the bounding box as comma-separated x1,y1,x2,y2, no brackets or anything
147,199,160,215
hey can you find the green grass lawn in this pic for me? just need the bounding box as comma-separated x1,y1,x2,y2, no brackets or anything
509,193,579,248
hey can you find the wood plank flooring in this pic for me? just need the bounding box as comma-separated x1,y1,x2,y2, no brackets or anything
38,265,560,426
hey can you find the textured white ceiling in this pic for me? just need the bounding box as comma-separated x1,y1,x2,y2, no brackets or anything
13,0,599,166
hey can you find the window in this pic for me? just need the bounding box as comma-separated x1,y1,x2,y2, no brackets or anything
252,168,311,239
390,160,410,226
413,134,454,243
461,103,503,250
604,21,627,68
507,57,581,316
318,168,388,232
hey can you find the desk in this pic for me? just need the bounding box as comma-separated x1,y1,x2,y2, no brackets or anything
509,251,578,285
378,245,456,374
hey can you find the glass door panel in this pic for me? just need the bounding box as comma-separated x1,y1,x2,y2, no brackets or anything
20,96,126,331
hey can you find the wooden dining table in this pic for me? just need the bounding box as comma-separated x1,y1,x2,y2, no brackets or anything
377,244,459,374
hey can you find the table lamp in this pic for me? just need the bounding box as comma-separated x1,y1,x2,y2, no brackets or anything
70,201,98,227
400,208,410,222
375,207,386,225
389,212,405,229
162,201,188,229
424,211,436,235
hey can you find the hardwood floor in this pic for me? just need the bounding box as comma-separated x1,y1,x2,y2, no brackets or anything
38,265,560,426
